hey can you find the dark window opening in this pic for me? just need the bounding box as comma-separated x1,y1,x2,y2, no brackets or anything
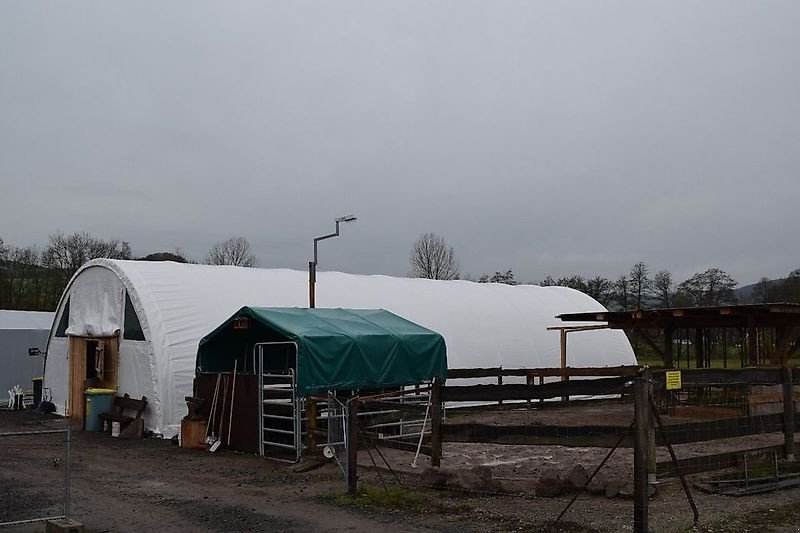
55,298,70,337
123,292,146,341
86,340,98,380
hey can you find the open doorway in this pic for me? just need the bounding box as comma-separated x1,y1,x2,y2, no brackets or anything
67,336,119,424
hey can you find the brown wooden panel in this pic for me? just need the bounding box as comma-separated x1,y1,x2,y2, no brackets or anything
67,337,86,422
441,376,630,402
194,373,260,454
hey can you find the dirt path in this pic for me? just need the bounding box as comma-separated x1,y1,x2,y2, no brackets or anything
4,410,800,532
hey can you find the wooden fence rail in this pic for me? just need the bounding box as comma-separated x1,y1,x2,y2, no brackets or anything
447,365,640,380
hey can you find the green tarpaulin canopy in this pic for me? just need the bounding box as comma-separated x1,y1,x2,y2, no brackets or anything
197,307,447,396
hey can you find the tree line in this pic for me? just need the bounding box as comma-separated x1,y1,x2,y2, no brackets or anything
0,232,257,311
409,233,800,309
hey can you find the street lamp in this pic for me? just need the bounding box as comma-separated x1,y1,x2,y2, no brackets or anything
309,214,357,308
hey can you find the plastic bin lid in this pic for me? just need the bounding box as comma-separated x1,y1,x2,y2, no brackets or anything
84,388,117,394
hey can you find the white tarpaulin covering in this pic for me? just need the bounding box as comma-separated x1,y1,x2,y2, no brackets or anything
45,259,635,437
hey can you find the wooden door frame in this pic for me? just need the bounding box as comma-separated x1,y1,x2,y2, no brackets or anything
67,335,120,423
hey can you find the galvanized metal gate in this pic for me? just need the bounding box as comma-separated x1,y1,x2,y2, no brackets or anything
256,342,304,461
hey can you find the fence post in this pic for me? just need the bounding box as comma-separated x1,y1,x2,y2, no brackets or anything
561,329,569,402
65,424,72,520
783,366,795,461
497,369,503,406
307,398,318,456
645,368,657,487
633,376,649,533
431,377,442,467
347,397,359,494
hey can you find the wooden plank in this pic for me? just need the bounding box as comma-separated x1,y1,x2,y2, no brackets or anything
657,444,785,477
447,366,640,380
441,376,630,403
446,368,501,379
441,413,793,448
652,368,782,388
441,423,633,447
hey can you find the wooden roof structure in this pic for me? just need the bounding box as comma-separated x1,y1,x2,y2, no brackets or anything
557,303,800,368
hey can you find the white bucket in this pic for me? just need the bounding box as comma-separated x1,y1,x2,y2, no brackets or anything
111,422,120,437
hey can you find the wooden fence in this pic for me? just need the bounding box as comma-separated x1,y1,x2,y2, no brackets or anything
428,366,799,467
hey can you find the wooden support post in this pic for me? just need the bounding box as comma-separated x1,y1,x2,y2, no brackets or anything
633,376,649,533
748,320,758,366
430,378,442,467
307,398,318,456
497,370,503,406
561,329,569,403
776,326,789,365
783,366,795,461
347,397,359,494
526,375,532,409
664,327,674,369
694,328,704,369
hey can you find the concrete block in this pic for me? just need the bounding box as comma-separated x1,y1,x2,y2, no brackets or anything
45,518,85,533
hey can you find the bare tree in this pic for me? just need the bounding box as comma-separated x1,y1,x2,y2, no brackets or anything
629,262,652,308
585,276,612,306
409,233,459,280
675,268,737,306
478,269,516,285
754,277,771,304
43,231,132,282
612,275,631,310
206,237,257,267
653,270,673,308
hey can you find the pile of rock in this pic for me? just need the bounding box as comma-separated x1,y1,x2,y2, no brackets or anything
419,464,647,500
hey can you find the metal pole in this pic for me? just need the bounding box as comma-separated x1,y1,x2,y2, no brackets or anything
308,261,316,308
65,424,72,520
633,376,649,533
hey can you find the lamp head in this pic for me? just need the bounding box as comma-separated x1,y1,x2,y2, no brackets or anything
335,214,357,223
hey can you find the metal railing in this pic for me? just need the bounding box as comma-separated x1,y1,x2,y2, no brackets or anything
0,426,72,528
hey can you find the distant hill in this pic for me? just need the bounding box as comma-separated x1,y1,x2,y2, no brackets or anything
735,277,788,303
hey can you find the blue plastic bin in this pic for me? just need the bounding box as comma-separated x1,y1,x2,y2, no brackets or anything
84,388,115,432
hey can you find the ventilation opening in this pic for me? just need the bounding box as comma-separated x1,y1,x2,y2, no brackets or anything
123,292,146,341
55,298,70,337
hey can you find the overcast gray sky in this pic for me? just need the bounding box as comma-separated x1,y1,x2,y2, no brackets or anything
1,1,798,285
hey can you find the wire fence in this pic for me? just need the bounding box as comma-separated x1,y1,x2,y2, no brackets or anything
0,425,72,528
339,366,800,532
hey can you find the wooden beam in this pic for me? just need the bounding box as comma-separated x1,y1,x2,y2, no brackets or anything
441,376,631,403
652,367,782,387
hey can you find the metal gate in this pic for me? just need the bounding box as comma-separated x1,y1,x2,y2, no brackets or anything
256,342,303,461
325,392,349,476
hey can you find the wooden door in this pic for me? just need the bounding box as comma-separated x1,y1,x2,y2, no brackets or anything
67,337,86,420
67,336,119,422
99,337,119,390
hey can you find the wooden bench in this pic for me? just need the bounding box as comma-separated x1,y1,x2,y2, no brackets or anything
99,394,148,439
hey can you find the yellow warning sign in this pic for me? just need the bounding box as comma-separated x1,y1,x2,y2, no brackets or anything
665,370,682,390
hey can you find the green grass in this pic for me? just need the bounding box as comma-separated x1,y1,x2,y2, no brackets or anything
334,485,426,511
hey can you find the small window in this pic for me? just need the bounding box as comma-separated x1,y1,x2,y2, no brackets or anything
123,292,146,341
55,298,70,337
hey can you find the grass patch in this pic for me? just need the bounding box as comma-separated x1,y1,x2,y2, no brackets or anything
335,485,426,511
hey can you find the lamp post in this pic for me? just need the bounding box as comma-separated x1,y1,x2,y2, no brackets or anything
309,214,357,308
